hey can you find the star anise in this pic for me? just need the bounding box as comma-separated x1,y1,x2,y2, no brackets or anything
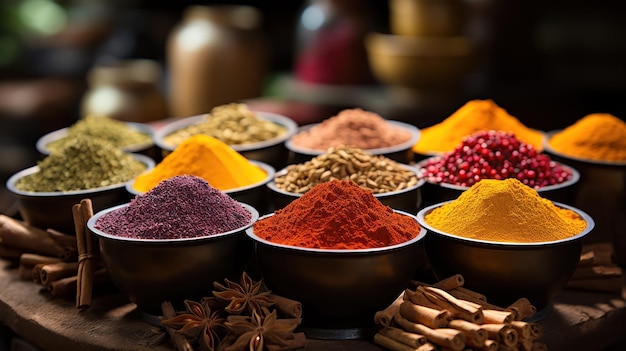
222,309,298,351
213,272,274,316
161,299,226,351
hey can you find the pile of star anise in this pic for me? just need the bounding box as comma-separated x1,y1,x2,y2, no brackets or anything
161,271,305,351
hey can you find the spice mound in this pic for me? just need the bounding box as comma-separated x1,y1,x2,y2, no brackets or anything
419,130,572,189
289,108,413,150
424,178,587,243
95,175,253,239
413,99,545,154
16,137,147,192
162,103,288,148
275,145,418,194
548,113,626,162
45,114,152,153
132,134,267,193
254,180,421,249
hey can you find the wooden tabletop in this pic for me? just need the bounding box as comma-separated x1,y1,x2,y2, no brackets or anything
1,258,625,351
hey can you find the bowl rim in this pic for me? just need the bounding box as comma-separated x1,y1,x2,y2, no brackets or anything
126,160,276,196
87,202,259,243
413,156,581,192
6,153,156,197
267,163,425,199
36,121,155,155
284,120,421,156
153,111,299,152
246,210,427,254
543,129,626,167
416,200,595,247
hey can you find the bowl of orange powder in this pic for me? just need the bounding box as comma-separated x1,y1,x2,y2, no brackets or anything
286,108,420,164
416,178,594,318
246,180,427,338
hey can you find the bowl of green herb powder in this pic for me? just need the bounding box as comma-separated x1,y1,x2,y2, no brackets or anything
6,137,155,234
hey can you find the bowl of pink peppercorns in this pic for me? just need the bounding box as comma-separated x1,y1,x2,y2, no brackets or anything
415,130,580,206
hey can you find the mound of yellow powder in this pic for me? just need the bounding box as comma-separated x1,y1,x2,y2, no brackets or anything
132,134,267,192
548,113,626,162
413,99,545,154
424,178,587,243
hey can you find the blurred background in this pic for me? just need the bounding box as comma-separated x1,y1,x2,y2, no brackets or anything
1,0,625,214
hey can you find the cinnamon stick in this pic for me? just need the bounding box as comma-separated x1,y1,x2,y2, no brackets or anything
375,290,405,326
571,266,623,280
19,253,62,266
480,339,499,351
506,298,536,321
578,251,596,267
449,287,488,303
481,309,514,324
433,274,465,291
75,199,97,310
40,261,79,285
32,263,46,284
405,288,443,311
480,324,518,347
268,293,302,319
160,301,194,351
46,268,110,297
265,332,307,351
392,314,466,351
447,319,487,349
509,320,532,339
378,326,427,348
374,333,431,351
46,228,77,249
418,286,484,324
18,264,35,280
0,243,24,260
399,301,451,329
0,215,65,257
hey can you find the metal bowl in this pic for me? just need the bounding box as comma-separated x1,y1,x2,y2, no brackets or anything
87,202,259,317
246,211,427,334
153,111,298,170
5,154,155,234
414,157,581,207
416,201,594,315
126,160,275,215
267,165,425,214
36,122,157,160
285,121,420,164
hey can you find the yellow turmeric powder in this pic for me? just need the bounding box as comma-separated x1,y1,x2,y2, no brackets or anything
413,99,545,154
548,113,626,162
424,178,588,243
132,134,267,192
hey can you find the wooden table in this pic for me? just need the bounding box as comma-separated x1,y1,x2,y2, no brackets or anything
1,258,625,351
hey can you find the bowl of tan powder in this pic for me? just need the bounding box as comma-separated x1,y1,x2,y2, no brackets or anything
416,178,594,316
154,103,298,169
7,137,155,234
286,108,420,164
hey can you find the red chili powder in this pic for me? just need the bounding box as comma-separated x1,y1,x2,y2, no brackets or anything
290,108,413,150
253,180,420,249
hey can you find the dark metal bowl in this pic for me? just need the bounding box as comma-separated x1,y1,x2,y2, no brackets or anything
416,201,594,315
285,121,420,164
414,157,581,206
153,111,298,170
267,164,425,214
87,202,259,316
5,154,155,234
246,211,427,332
127,160,275,215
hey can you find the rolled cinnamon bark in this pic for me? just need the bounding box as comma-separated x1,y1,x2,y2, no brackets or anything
378,326,427,348
481,339,499,351
447,319,487,348
480,323,518,347
418,286,484,324
266,332,307,351
571,266,623,280
46,268,110,297
0,242,25,260
399,301,451,329
18,264,34,280
506,298,536,321
46,228,77,249
19,253,62,266
75,199,97,310
433,274,465,291
0,215,65,257
509,320,532,339
40,261,79,285
374,333,428,351
268,293,303,319
375,290,405,326
481,309,514,324
405,288,443,311
392,314,466,351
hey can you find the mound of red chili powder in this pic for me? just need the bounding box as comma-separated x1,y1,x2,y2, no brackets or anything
94,175,253,239
253,179,420,249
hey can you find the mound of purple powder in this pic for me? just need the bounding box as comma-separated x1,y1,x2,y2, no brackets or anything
95,175,253,239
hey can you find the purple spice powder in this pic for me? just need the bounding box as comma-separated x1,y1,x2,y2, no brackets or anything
95,175,253,239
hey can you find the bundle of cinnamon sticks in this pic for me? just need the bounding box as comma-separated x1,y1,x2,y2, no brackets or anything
566,243,624,295
373,274,546,351
1,199,110,309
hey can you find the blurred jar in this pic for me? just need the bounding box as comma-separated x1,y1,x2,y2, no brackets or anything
390,0,467,36
294,0,374,85
81,59,168,123
167,5,268,118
